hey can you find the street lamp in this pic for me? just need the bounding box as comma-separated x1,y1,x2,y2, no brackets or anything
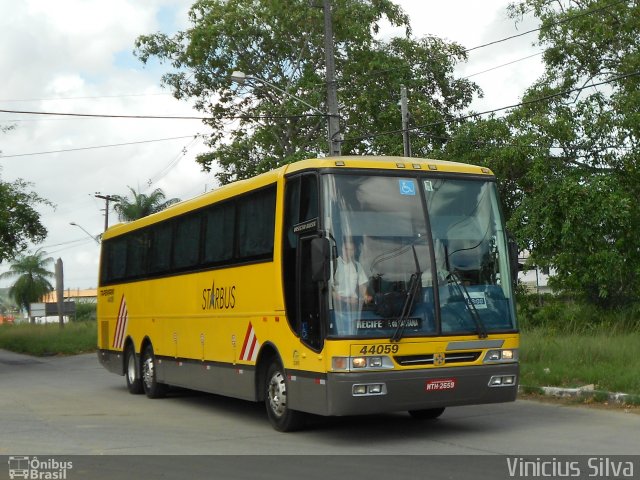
69,222,101,245
230,70,342,156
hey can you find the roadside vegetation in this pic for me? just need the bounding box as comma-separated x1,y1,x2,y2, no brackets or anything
0,304,96,356
518,293,640,400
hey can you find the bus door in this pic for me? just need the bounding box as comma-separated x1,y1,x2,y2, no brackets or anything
297,235,323,351
283,173,323,351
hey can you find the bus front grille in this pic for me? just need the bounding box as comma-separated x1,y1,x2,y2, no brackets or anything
394,351,481,366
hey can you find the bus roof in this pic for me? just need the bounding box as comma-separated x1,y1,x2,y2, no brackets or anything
102,156,493,240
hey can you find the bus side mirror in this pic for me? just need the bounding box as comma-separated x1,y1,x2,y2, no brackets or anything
311,237,330,283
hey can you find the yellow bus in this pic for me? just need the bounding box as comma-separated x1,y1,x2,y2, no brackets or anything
97,156,519,431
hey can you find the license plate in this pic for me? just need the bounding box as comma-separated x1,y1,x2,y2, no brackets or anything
424,378,456,392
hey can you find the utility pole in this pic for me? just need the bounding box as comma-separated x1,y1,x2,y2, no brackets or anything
94,193,118,232
400,85,412,157
322,0,341,157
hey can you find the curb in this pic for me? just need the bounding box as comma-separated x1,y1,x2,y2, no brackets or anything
519,385,640,405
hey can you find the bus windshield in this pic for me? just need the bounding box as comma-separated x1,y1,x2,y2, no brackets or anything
322,173,517,339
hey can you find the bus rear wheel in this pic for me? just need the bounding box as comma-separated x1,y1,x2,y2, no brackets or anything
141,344,168,399
125,346,143,394
408,407,446,420
265,361,305,432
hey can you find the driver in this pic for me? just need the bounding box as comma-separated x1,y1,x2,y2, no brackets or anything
333,237,373,305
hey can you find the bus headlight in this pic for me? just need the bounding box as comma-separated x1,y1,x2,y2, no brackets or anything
484,349,518,363
331,356,394,372
352,357,367,368
369,357,383,368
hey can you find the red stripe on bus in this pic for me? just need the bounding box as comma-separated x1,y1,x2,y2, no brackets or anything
115,296,128,349
246,334,258,361
240,323,253,359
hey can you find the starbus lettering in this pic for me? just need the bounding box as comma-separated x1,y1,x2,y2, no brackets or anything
202,281,236,310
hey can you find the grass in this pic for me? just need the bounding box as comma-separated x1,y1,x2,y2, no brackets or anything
517,294,640,400
0,321,97,356
519,330,640,396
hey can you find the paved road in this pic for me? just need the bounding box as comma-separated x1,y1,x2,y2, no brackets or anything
0,349,638,478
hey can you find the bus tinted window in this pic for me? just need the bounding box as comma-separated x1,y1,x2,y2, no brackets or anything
237,187,276,259
173,214,201,269
108,237,127,281
204,202,235,264
126,231,148,278
149,222,173,274
99,183,278,286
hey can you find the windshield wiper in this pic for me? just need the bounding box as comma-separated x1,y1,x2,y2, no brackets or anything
391,244,421,342
446,271,488,339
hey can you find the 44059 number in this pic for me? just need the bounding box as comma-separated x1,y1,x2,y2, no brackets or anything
359,344,399,355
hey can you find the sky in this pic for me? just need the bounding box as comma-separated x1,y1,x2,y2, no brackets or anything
0,0,544,290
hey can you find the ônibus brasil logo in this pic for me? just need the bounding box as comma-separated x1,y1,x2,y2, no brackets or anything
8,456,73,480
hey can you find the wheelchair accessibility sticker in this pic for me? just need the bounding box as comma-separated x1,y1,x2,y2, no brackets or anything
399,179,416,195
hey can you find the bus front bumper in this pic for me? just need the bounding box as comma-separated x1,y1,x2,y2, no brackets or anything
324,363,519,416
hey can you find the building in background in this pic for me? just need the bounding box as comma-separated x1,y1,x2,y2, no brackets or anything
41,289,97,304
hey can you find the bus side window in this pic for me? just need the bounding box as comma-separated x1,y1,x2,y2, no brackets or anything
149,222,173,274
173,214,202,270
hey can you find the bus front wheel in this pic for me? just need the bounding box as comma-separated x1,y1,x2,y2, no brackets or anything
125,346,143,394
141,344,168,399
408,407,446,420
265,361,305,432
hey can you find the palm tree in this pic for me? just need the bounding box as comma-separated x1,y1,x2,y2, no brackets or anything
113,187,180,222
0,250,54,322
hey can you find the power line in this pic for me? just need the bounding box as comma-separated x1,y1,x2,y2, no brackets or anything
0,108,325,120
343,70,640,144
462,51,544,79
40,238,93,249
0,135,197,158
145,136,203,189
306,0,625,91
465,0,627,53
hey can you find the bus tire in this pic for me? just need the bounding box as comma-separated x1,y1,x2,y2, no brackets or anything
141,344,168,399
265,360,305,432
408,407,446,420
125,345,143,394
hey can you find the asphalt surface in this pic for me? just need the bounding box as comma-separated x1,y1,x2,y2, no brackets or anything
0,349,638,479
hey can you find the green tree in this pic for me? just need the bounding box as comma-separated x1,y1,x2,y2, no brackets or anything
444,0,639,307
113,187,180,222
135,0,479,184
507,0,640,307
0,250,54,321
0,170,52,262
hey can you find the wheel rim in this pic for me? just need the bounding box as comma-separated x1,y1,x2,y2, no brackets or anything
127,351,136,384
142,354,154,389
267,370,287,418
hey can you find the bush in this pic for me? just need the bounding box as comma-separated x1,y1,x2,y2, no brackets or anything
74,302,96,322
517,293,640,334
